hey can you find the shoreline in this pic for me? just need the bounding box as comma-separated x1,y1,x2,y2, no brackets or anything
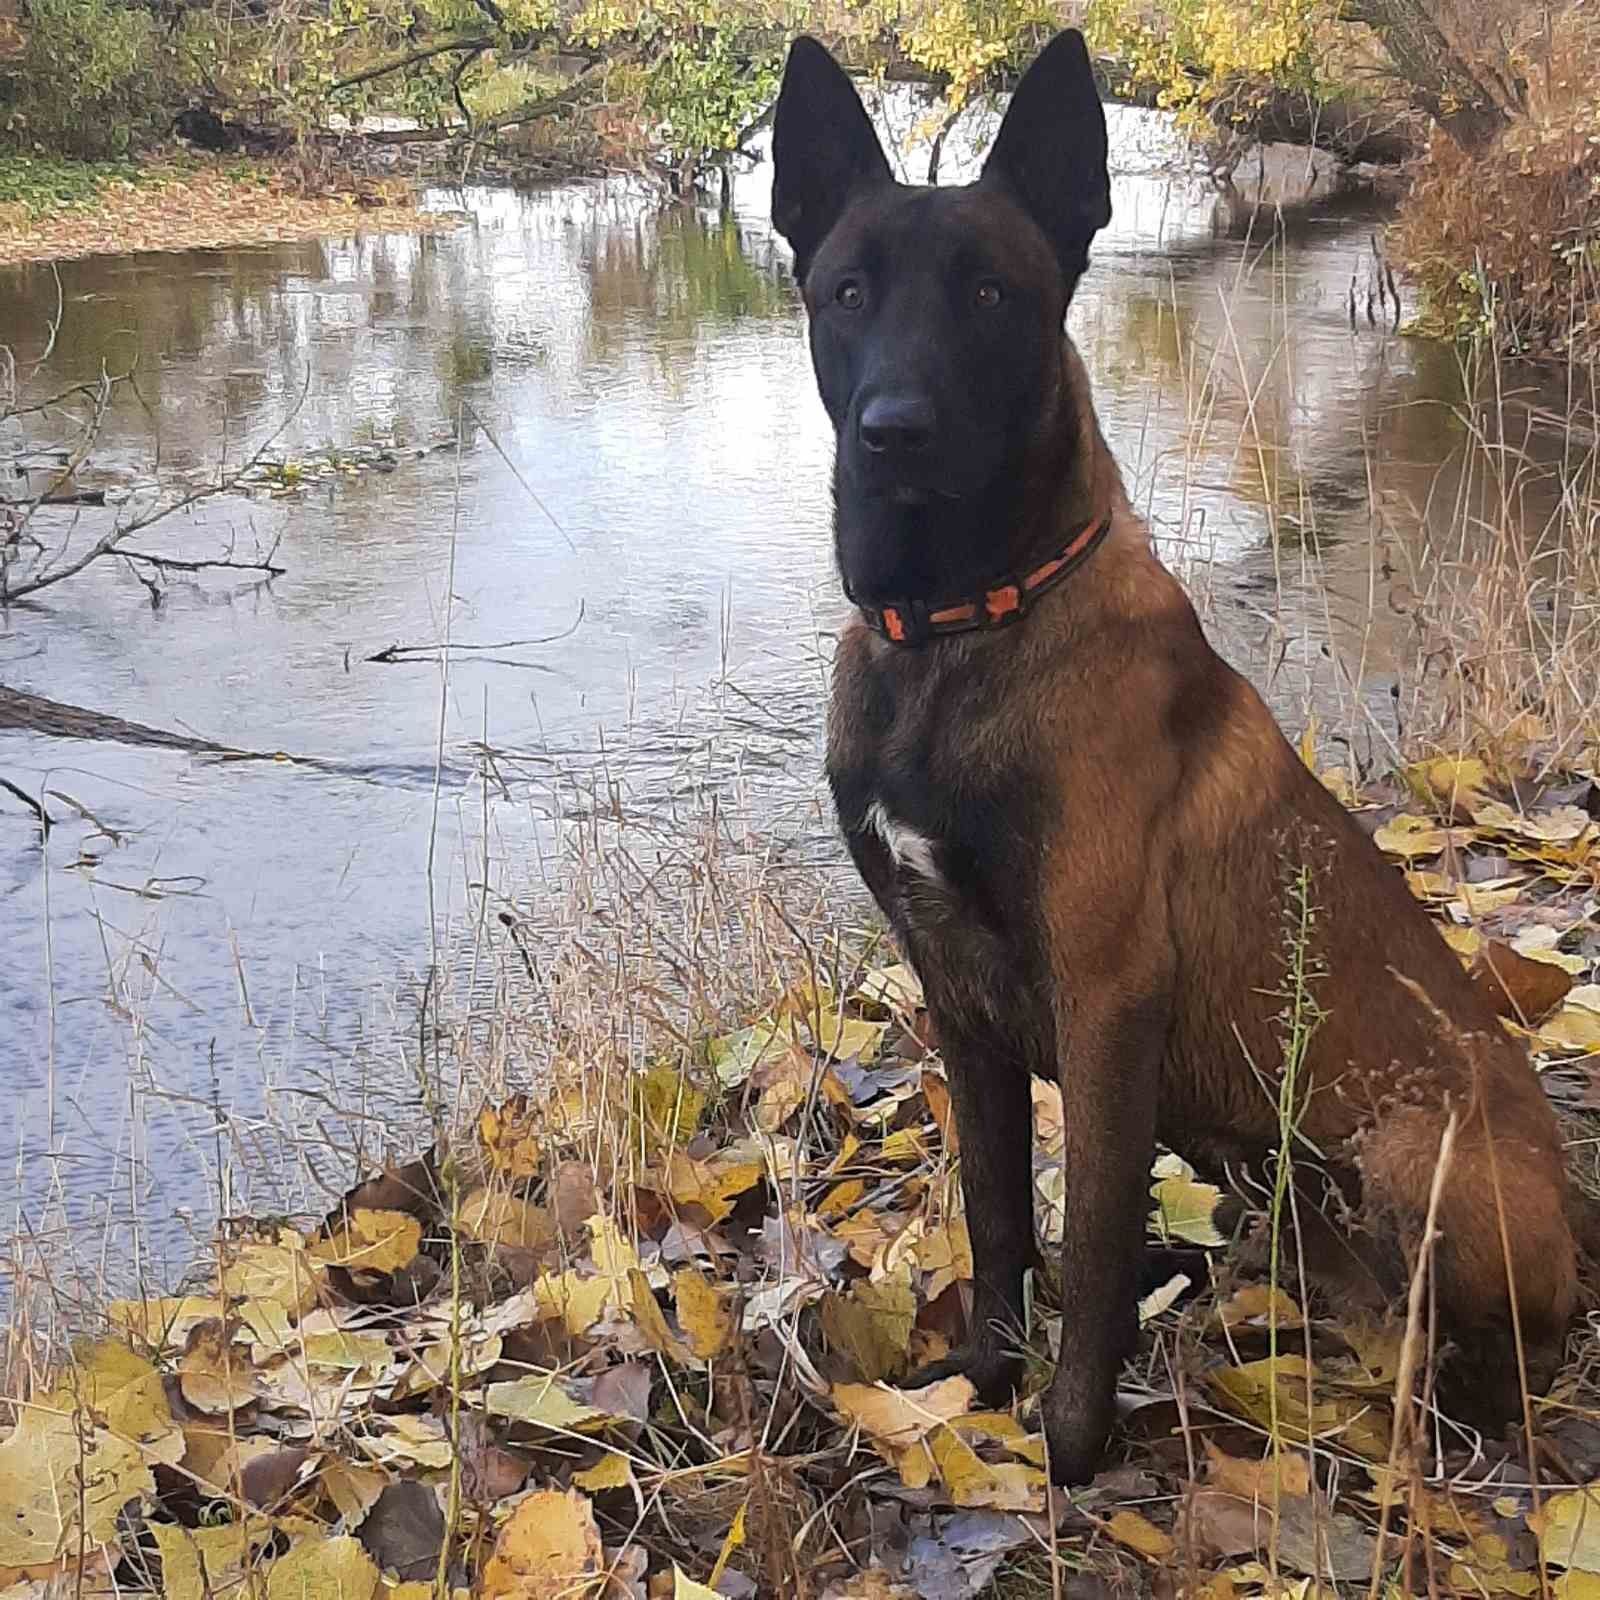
0,154,470,269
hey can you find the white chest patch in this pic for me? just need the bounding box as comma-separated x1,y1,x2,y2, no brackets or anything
866,800,942,883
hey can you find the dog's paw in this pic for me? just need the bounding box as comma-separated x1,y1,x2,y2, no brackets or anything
904,1344,1022,1409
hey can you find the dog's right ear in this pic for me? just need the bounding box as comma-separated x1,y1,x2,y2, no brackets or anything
772,37,892,280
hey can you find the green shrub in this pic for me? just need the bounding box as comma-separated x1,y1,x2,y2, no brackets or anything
7,0,171,158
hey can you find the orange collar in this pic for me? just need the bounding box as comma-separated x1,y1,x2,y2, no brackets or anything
852,509,1113,646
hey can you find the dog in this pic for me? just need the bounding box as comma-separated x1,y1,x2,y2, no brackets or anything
771,30,1576,1484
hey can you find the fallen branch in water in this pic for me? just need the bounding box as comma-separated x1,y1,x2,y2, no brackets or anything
367,603,584,664
1,369,308,604
119,542,287,578
0,774,51,832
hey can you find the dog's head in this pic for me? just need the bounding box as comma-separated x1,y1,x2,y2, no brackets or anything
772,32,1111,605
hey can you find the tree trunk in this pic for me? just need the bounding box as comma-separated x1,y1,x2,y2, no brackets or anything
1340,0,1519,148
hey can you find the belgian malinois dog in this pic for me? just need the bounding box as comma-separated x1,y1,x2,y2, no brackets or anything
771,31,1576,1482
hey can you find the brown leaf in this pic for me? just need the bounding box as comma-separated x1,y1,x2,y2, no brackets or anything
553,1161,601,1239
590,1362,653,1427
358,1481,445,1582
176,1318,257,1416
1471,938,1574,1024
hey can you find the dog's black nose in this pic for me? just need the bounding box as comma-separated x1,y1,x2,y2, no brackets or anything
859,395,936,456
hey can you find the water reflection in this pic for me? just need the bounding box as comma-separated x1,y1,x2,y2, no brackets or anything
0,105,1582,1283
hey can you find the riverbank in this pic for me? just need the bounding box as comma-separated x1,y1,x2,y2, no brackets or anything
6,740,1600,1597
0,153,465,267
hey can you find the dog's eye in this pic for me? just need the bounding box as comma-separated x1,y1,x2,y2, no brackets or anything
836,279,865,310
974,280,1004,310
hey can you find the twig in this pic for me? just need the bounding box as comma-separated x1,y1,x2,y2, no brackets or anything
366,605,584,664
0,775,51,833
118,548,287,577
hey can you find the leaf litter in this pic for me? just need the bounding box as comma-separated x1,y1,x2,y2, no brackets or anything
8,753,1600,1597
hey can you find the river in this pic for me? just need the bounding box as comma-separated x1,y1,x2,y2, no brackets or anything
0,103,1576,1290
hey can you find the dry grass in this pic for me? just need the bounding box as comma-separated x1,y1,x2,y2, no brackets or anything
1391,1,1600,358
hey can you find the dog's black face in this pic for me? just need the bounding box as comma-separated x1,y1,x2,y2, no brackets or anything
772,32,1112,606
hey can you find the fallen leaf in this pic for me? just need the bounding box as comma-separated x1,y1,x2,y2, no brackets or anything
574,1451,636,1492
0,1339,183,1566
479,1097,543,1179
1105,1508,1175,1561
833,1376,975,1488
310,1209,422,1274
855,963,924,1014
1471,938,1574,1024
458,1189,557,1252
634,1063,707,1151
927,1426,1045,1511
820,1271,915,1382
220,1237,326,1316
358,1481,445,1583
264,1534,379,1600
1208,1354,1390,1460
1150,1154,1226,1247
674,1569,724,1600
1532,1486,1600,1572
1373,813,1464,857
479,1488,605,1599
485,1371,608,1433
663,1152,762,1224
177,1318,257,1415
675,1269,735,1361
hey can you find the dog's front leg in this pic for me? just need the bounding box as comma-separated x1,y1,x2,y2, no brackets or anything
917,1031,1037,1404
1043,978,1169,1485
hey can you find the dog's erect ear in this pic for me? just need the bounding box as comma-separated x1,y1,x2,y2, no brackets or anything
980,30,1111,285
772,37,893,279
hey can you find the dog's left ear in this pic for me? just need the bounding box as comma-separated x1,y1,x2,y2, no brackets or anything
981,30,1111,287
772,37,893,279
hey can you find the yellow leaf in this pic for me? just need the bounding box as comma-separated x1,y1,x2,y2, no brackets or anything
479,1096,544,1179
633,1062,706,1150
0,1340,182,1565
1538,996,1600,1055
299,1329,394,1371
820,1270,915,1382
754,1047,815,1133
1373,813,1463,858
485,1372,608,1433
1207,1355,1390,1460
458,1189,556,1251
674,1570,724,1600
322,1459,389,1522
855,963,924,1014
928,1425,1046,1511
1106,1508,1176,1561
479,1489,605,1599
663,1152,762,1224
107,1296,225,1348
264,1534,379,1600
674,1269,734,1361
1203,1438,1310,1502
833,1377,975,1486
220,1239,325,1317
629,1269,692,1364
574,1451,635,1491
149,1523,203,1600
533,1270,613,1337
708,1012,800,1088
310,1209,421,1273
1150,1154,1226,1246
588,1215,641,1282
1405,754,1489,808
1216,1285,1303,1330
1532,1485,1600,1571
881,1126,931,1164
177,1319,258,1415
